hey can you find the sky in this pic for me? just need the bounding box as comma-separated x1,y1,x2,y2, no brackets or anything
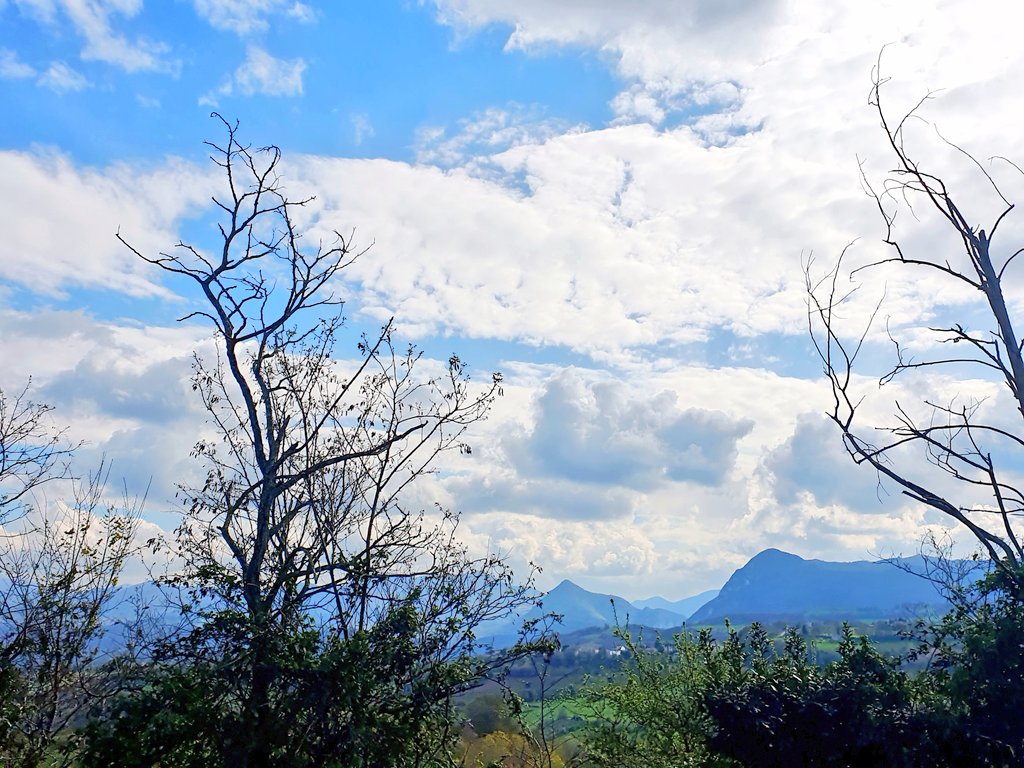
3,0,1024,600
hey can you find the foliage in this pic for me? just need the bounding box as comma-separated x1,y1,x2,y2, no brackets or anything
583,627,726,768
584,618,1018,768
464,693,522,736
906,564,1024,758
79,594,506,767
458,729,580,768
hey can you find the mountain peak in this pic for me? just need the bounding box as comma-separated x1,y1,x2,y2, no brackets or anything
550,579,586,594
688,549,950,625
747,548,802,564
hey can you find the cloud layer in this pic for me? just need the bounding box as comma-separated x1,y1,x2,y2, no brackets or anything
5,0,1024,597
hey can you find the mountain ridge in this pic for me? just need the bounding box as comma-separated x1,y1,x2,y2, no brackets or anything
476,548,984,647
687,549,972,624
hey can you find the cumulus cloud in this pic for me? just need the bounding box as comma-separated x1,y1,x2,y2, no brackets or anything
286,120,865,361
431,0,782,127
474,513,661,581
43,356,191,425
266,2,1024,376
762,413,884,513
428,362,814,596
0,150,214,296
10,0,1024,595
506,368,753,489
0,309,212,505
193,0,315,35
438,359,996,596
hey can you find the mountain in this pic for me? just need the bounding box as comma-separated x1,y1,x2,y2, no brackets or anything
474,579,697,647
633,589,720,619
532,579,687,632
84,549,982,652
687,548,962,625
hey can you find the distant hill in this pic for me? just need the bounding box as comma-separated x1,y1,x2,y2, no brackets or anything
533,579,687,632
477,548,973,648
475,579,713,647
633,589,719,619
86,550,983,652
687,548,962,625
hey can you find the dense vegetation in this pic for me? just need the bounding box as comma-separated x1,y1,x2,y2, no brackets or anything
584,574,1023,766
439,561,1021,767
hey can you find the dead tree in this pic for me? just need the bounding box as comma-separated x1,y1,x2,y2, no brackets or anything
807,65,1024,588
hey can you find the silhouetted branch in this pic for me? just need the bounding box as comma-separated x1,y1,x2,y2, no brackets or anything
807,57,1024,586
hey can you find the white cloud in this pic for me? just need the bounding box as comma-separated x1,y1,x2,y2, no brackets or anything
438,353,1012,596
204,46,305,103
234,46,304,95
350,113,374,146
429,0,1024,157
504,368,753,490
431,0,783,126
0,149,214,296
15,0,174,73
287,122,864,360
416,106,584,167
36,60,89,91
193,0,315,35
66,0,169,71
762,412,886,513
0,308,212,497
10,0,1024,596
429,361,866,595
9,0,60,24
265,2,1024,376
0,48,35,78
476,513,661,583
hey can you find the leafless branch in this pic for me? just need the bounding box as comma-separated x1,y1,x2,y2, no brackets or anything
807,58,1024,586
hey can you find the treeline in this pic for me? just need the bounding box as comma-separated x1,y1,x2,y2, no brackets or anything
0,553,1021,766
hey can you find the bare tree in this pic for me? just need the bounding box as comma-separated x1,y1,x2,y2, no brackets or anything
113,116,538,767
0,464,141,767
0,383,77,525
0,383,145,766
807,63,1024,588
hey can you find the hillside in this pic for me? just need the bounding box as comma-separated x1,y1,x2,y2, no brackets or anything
688,549,959,624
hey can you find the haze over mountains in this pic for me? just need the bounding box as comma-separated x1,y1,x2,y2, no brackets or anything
528,580,711,634
479,548,971,647
89,548,972,651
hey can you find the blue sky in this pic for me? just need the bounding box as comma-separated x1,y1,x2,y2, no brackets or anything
3,0,1024,598
2,2,618,164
